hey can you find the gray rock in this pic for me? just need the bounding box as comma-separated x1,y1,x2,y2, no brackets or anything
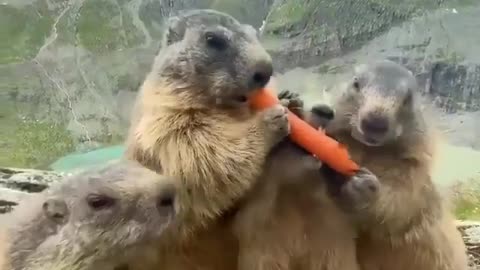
0,167,63,192
457,221,480,269
0,167,64,213
0,167,64,214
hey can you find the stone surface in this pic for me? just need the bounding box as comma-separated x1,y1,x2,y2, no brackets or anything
0,167,64,213
458,221,480,269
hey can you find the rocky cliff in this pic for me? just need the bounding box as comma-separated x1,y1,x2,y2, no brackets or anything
0,0,479,170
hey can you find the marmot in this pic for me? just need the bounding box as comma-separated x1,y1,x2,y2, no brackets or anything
124,9,289,236
306,59,469,270
231,89,360,270
1,160,177,270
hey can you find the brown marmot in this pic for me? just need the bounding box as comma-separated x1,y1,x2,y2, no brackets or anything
124,9,289,236
306,59,469,270
231,89,360,270
1,160,177,270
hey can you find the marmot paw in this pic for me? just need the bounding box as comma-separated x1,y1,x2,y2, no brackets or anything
341,167,380,209
309,103,335,130
261,104,290,143
278,90,304,118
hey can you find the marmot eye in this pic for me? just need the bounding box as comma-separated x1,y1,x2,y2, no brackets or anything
86,194,116,210
353,77,360,91
403,90,413,105
205,32,228,51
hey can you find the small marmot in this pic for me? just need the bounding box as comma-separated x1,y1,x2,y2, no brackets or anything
307,60,468,270
124,9,289,236
1,160,177,270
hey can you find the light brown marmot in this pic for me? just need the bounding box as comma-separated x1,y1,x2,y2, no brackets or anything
124,9,289,236
308,59,469,270
1,160,177,270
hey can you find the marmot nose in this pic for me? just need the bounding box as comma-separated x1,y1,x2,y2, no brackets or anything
250,60,273,89
156,185,176,217
361,114,389,135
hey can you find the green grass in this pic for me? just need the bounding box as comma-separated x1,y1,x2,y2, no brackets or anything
121,10,146,47
77,1,122,53
77,0,145,53
209,0,259,24
56,5,77,45
432,143,480,221
0,91,76,169
138,0,164,40
0,2,54,64
0,100,19,167
451,178,480,221
265,1,309,34
8,119,76,170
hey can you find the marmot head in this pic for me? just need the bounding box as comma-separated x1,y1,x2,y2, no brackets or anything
153,9,273,108
8,160,177,270
330,60,422,147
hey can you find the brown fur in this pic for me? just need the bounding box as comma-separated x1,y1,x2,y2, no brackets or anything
233,127,360,270
1,160,177,270
307,59,468,270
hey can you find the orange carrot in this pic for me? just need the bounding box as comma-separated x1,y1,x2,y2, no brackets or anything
250,88,359,177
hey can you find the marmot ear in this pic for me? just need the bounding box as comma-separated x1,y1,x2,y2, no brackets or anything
353,63,368,76
242,24,258,38
163,16,186,47
43,198,69,224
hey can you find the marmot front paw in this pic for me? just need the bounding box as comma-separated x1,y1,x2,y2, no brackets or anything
341,167,380,209
261,104,290,145
278,90,304,112
309,103,335,130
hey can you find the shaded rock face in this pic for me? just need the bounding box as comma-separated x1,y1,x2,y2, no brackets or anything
428,63,480,112
1,0,479,169
262,0,466,72
385,57,480,113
